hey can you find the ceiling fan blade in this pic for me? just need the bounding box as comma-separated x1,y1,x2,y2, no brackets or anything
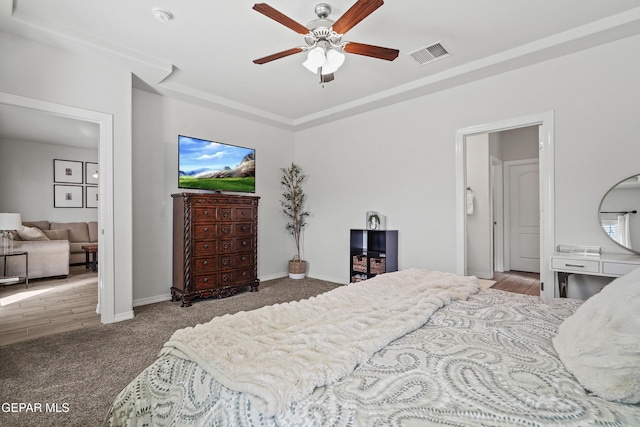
253,3,310,35
253,47,304,64
332,0,384,35
343,42,399,61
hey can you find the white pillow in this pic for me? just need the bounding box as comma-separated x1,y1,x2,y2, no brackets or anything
16,225,49,241
553,266,640,404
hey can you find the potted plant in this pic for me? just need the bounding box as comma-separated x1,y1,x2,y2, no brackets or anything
281,163,310,279
367,212,380,230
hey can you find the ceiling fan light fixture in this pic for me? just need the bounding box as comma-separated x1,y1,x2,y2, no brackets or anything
321,48,345,74
303,46,326,73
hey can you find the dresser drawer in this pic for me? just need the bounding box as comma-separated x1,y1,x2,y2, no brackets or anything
219,238,253,253
234,253,253,268
602,262,638,276
193,224,217,240
193,240,217,255
234,222,253,236
193,273,217,290
192,256,217,274
218,254,253,270
219,223,233,237
219,268,254,286
235,207,255,221
192,206,217,223
219,207,255,221
551,257,599,273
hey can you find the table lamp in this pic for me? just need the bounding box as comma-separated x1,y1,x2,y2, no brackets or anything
0,213,22,254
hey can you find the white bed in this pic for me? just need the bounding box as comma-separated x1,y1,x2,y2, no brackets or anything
106,268,640,426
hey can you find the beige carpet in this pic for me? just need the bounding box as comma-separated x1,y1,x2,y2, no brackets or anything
0,276,340,427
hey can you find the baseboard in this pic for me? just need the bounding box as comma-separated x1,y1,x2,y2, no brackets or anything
467,270,493,280
259,272,288,282
260,271,346,285
133,293,172,307
130,275,342,307
113,310,135,323
308,273,347,285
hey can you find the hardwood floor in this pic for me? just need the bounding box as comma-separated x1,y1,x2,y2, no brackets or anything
490,270,540,296
0,265,99,346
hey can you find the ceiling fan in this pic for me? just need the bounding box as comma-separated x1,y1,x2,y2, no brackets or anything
252,0,399,83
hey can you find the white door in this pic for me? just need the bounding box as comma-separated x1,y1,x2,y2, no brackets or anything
508,160,540,272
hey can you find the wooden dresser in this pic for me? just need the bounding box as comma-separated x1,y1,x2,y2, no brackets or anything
171,193,260,306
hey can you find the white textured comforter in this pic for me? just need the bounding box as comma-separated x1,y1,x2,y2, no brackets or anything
107,282,640,426
159,269,478,416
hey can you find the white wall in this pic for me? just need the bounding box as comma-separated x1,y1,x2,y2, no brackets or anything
294,34,640,284
131,89,295,304
0,139,98,222
0,31,133,319
4,30,640,303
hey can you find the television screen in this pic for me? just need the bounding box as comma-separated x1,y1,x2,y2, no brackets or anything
178,135,255,193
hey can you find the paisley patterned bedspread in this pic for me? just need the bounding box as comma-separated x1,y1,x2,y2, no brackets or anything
106,290,640,426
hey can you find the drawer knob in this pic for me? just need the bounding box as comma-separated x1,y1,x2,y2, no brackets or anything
222,275,230,282
242,241,247,247
203,277,208,283
204,210,209,215
242,271,247,277
203,227,209,232
566,263,584,268
241,256,246,261
204,244,209,249
203,260,208,266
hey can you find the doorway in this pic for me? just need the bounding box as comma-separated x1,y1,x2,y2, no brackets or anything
455,112,555,299
0,92,115,322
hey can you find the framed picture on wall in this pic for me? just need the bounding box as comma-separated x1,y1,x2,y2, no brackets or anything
54,159,83,184
86,186,98,208
54,184,83,208
85,162,98,185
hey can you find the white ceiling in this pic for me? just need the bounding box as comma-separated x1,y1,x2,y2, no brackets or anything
1,0,640,144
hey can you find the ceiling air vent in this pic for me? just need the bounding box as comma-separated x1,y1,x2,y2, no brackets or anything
408,42,450,65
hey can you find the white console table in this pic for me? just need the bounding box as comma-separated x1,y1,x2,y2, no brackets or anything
550,252,640,297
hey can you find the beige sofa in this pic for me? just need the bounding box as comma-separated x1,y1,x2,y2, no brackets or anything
7,220,98,279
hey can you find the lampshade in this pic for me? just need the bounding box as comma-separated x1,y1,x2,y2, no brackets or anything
303,46,345,75
0,213,22,231
321,49,345,75
303,46,326,73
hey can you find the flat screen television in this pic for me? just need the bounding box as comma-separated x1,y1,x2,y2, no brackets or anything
178,135,255,193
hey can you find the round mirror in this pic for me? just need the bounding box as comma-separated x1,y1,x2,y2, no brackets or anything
598,174,640,254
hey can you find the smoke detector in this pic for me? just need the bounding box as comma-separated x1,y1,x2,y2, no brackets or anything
153,8,173,23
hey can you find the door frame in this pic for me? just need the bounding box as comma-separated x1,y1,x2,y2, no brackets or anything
455,111,555,298
0,91,116,322
491,155,504,273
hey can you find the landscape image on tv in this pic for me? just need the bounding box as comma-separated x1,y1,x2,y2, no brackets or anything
178,135,255,193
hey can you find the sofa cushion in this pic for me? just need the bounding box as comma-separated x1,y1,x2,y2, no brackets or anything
16,225,49,241
22,220,50,231
50,222,89,243
88,221,98,242
43,228,70,241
